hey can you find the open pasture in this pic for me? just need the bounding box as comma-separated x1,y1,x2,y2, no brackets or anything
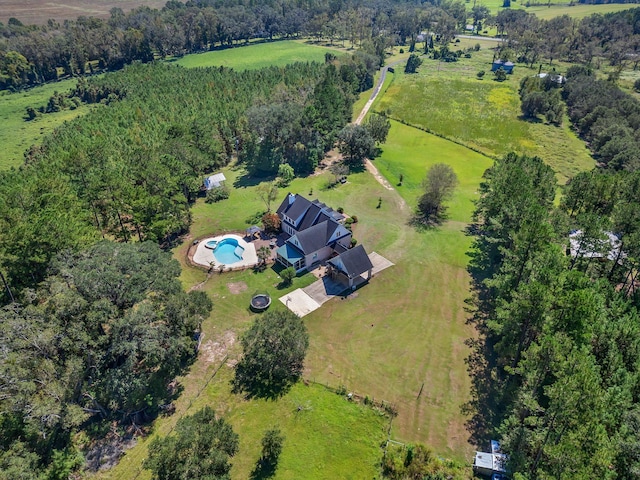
525,2,638,19
0,0,166,24
0,79,92,170
376,50,593,182
173,41,341,70
479,0,637,18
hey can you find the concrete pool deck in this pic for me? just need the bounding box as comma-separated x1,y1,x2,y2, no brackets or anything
192,234,258,270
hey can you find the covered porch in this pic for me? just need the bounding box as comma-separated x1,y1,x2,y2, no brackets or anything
276,243,305,271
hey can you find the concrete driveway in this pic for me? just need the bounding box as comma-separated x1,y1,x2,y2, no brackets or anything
279,251,395,317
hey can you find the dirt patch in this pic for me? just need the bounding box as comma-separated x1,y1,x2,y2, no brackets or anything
227,282,248,294
200,331,236,365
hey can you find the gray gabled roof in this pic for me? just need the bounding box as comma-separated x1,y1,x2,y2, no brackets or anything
287,218,350,255
329,245,373,279
298,203,323,231
290,222,330,254
286,196,313,223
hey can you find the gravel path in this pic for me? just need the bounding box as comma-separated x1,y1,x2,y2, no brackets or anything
354,59,408,210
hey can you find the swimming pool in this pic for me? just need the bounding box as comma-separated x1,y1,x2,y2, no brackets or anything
213,238,245,265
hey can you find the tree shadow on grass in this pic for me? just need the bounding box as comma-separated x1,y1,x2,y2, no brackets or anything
461,228,514,448
407,213,447,231
233,173,275,188
250,460,277,480
231,363,297,400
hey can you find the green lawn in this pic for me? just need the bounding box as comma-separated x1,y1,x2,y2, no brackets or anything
172,40,342,70
479,0,637,17
375,48,594,183
303,122,491,461
102,374,387,480
524,2,637,19
0,79,91,170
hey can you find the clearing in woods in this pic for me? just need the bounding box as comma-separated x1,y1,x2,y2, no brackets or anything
99,125,490,477
172,40,343,70
479,0,636,17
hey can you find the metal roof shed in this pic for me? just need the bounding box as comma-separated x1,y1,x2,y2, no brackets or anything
204,173,226,190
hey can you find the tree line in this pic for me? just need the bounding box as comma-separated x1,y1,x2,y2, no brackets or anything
562,66,640,171
495,8,640,71
0,0,469,90
467,153,640,479
3,0,640,91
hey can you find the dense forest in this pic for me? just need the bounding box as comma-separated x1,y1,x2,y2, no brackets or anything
467,154,640,478
0,241,213,478
3,0,640,90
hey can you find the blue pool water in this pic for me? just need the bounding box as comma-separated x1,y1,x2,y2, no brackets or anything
213,238,244,265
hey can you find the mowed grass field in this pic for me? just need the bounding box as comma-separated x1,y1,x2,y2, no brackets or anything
376,47,593,183
0,80,93,170
173,40,342,70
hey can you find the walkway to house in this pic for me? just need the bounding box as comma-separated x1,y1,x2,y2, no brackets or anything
279,252,395,317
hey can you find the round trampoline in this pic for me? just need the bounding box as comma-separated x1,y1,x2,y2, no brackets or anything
250,293,271,312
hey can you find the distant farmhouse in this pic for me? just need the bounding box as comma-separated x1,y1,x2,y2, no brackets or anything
491,59,514,74
275,193,373,285
536,72,565,85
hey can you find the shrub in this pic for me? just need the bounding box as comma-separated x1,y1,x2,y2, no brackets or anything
350,238,357,247
24,106,38,121
350,215,358,223
399,48,405,54
404,54,422,74
337,207,344,213
205,185,230,203
474,43,481,51
494,68,507,82
634,78,640,92
477,70,485,79
345,217,354,226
